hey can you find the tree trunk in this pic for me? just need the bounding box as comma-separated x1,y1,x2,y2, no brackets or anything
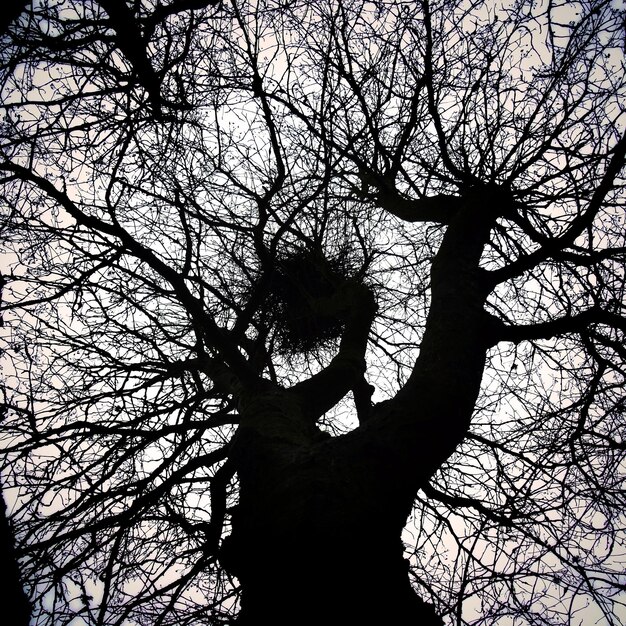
222,389,443,625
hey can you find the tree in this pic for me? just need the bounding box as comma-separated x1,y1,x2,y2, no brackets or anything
1,0,625,624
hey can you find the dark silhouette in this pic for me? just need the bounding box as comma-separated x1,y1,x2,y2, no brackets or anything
0,493,31,626
1,1,625,625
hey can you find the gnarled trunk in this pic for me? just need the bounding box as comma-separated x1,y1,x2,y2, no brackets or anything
222,189,507,624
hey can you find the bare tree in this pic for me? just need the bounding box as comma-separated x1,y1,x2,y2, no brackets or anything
1,1,625,625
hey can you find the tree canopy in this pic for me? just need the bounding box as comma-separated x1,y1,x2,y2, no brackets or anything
1,1,625,624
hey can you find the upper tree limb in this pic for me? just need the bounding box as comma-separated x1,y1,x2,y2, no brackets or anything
489,307,626,346
489,131,626,284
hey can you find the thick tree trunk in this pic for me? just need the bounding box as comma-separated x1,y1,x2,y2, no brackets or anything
223,401,444,625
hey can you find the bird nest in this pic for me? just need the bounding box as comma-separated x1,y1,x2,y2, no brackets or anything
257,246,366,355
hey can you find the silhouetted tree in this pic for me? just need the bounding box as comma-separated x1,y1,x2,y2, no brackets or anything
1,1,625,625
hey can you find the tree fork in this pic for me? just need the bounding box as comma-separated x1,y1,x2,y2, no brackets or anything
221,189,505,624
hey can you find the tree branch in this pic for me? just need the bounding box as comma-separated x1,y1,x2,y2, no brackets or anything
375,190,462,224
144,0,219,40
422,483,515,528
421,0,478,186
490,131,626,285
492,306,626,345
98,0,164,115
1,162,254,386
289,284,377,421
